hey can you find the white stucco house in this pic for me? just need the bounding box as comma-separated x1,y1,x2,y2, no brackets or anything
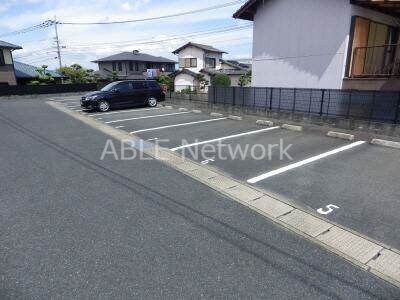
234,0,400,91
171,42,251,91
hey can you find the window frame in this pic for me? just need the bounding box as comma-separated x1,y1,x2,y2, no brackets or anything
205,57,216,69
112,62,116,71
118,62,123,72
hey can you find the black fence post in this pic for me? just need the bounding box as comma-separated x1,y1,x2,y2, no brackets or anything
213,86,216,104
327,90,331,116
292,88,296,113
278,88,282,112
242,87,245,106
253,88,256,108
369,91,376,122
308,89,313,115
269,88,273,110
232,87,236,106
319,90,325,116
395,92,400,124
346,90,353,119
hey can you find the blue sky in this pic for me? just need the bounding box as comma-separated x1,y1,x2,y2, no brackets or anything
0,0,252,70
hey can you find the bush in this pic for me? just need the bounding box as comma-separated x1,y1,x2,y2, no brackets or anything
211,74,231,87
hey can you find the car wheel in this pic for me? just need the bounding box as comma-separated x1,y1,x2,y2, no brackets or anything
98,100,110,112
147,96,158,107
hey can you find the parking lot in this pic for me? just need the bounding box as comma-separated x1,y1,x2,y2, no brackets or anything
50,96,400,251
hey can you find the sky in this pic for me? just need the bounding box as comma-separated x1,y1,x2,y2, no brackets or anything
0,0,253,71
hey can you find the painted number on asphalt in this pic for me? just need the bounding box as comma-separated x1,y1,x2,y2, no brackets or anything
317,204,340,215
201,158,215,165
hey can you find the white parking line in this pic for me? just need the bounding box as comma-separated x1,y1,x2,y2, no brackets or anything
105,112,191,124
67,105,81,108
247,141,366,183
115,126,125,129
88,107,161,117
170,127,280,151
130,118,227,134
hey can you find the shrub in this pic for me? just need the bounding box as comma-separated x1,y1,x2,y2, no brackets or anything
211,74,231,87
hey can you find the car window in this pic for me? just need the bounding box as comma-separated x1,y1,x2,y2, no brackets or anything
132,81,146,89
147,81,159,89
115,82,132,92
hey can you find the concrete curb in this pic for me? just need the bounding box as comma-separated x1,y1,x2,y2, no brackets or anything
164,105,173,109
228,115,243,121
178,108,189,112
371,139,400,150
256,120,274,127
47,101,400,288
210,112,224,117
327,131,355,141
192,109,202,114
281,124,303,132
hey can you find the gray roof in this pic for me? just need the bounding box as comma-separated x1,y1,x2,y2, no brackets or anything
93,52,176,63
14,61,64,79
220,59,252,70
0,40,22,50
201,68,249,76
170,68,198,78
233,0,259,21
172,42,227,54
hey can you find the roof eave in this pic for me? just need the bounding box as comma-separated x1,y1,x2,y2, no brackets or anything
233,0,259,21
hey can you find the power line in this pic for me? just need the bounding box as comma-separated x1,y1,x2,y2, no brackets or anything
66,25,252,51
58,1,244,25
0,20,54,38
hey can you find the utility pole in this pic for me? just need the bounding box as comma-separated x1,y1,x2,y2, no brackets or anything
54,16,62,69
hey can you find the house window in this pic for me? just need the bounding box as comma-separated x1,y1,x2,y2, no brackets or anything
135,62,139,71
349,17,399,77
129,62,133,71
179,58,197,68
112,62,116,71
205,57,216,69
118,62,122,72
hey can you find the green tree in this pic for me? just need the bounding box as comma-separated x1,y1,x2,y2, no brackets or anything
211,73,231,87
238,71,252,87
29,65,55,85
155,74,173,90
196,74,209,90
108,71,119,82
58,64,95,84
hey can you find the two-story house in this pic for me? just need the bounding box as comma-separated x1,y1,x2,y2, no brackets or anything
234,0,400,91
0,40,22,86
172,42,251,90
93,50,176,80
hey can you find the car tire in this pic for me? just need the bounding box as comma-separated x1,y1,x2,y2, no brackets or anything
98,100,110,112
147,96,158,107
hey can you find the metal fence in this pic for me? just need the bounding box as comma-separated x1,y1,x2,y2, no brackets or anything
209,86,400,123
0,83,98,96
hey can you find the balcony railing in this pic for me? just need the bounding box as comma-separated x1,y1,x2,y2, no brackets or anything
350,43,400,78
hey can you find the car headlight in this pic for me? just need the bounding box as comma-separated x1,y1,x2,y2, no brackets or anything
87,95,100,101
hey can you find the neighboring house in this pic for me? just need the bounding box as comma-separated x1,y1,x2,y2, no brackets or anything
13,61,65,85
0,40,22,86
172,42,251,90
234,0,400,91
93,50,176,80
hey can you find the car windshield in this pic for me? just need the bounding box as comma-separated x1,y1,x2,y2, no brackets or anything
101,82,120,92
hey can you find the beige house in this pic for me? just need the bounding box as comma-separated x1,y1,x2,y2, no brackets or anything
172,42,251,91
0,40,22,86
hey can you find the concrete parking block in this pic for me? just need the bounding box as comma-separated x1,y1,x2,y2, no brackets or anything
228,115,243,121
154,150,186,165
317,227,383,264
281,124,303,131
165,105,173,109
179,108,189,112
187,168,219,180
206,176,239,190
279,209,332,237
175,161,200,173
368,249,400,284
371,139,400,150
256,120,274,127
210,112,224,117
224,185,264,203
327,131,355,141
192,110,202,114
250,195,294,218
